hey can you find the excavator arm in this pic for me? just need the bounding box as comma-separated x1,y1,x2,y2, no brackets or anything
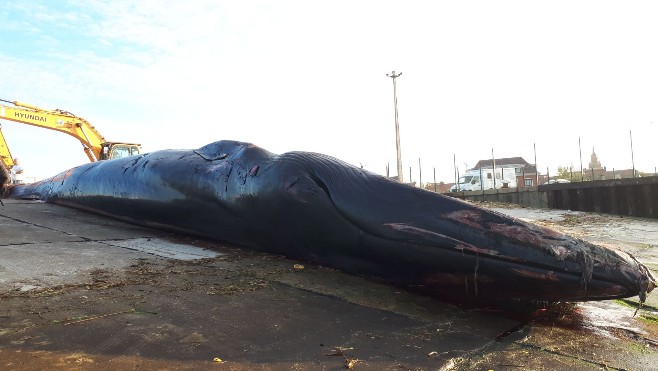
0,99,140,163
0,125,15,169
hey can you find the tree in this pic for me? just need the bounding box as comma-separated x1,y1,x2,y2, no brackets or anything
555,165,582,182
556,165,572,180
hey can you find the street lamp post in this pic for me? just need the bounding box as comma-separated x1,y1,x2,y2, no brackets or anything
387,71,403,183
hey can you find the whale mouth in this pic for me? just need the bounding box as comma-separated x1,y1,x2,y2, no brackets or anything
368,209,652,298
416,247,655,304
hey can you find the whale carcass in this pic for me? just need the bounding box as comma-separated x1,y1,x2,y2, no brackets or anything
8,140,655,303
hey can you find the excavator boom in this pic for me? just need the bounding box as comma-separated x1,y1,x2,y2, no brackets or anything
0,99,140,166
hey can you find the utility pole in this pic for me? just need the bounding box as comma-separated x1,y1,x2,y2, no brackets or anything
579,137,584,181
630,130,636,177
433,167,437,192
418,158,422,188
534,142,538,186
387,71,403,183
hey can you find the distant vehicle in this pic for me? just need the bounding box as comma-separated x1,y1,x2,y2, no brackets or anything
450,168,517,192
547,179,571,184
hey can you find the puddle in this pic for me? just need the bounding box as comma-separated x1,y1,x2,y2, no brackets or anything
105,238,223,261
577,301,647,339
18,284,40,292
531,301,645,338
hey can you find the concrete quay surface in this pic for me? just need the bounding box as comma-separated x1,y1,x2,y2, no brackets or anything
0,199,657,370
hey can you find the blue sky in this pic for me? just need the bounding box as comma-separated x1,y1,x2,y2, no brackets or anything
1,0,657,182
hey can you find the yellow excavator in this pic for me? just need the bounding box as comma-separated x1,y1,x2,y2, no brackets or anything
0,99,141,169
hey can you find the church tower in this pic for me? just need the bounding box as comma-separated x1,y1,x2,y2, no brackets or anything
589,147,603,170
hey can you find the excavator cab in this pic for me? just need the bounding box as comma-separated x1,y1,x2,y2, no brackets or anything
100,142,142,160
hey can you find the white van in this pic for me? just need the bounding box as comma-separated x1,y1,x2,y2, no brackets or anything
450,168,517,192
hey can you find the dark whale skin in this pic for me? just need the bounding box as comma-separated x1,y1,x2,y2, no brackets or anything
9,140,655,303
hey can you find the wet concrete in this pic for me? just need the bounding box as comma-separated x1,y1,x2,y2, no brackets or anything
0,199,656,370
